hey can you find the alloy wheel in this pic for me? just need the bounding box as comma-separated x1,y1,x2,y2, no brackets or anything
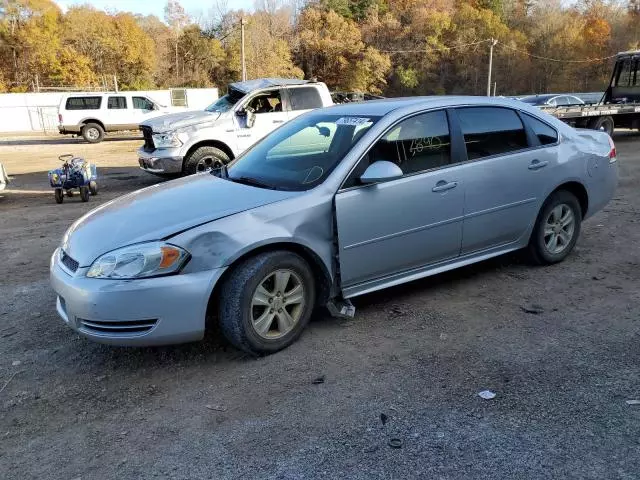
250,269,306,339
543,203,575,255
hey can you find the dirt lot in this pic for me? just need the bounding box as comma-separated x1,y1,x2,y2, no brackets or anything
1,132,639,479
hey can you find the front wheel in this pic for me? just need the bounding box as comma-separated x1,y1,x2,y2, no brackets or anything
527,190,582,265
218,251,316,355
54,188,64,204
89,181,98,196
79,186,90,202
183,146,230,175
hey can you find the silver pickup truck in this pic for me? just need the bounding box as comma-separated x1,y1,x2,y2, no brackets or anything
138,78,334,176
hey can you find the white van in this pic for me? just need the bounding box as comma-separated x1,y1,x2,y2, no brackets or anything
58,93,172,143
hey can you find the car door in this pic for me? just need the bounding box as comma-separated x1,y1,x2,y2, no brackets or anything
235,89,288,152
132,96,158,126
453,107,559,255
105,95,129,130
335,110,465,292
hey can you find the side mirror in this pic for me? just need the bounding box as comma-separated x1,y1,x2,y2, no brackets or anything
246,109,256,128
152,103,159,111
237,108,256,128
360,161,403,184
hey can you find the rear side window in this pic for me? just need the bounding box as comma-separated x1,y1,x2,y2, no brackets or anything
456,107,528,160
288,87,324,111
616,59,633,87
108,96,127,109
65,97,101,110
523,113,558,145
133,97,154,110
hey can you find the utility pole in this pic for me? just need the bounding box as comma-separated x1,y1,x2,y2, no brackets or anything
487,38,497,96
240,17,247,82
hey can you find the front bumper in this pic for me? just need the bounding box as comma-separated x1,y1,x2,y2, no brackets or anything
138,148,183,175
50,252,226,346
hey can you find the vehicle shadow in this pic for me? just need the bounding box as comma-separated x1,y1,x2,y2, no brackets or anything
61,252,528,374
0,136,141,147
612,130,640,143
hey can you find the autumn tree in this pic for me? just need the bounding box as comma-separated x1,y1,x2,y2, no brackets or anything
296,7,390,92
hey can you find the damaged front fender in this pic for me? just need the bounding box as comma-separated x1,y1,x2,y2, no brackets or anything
168,188,338,298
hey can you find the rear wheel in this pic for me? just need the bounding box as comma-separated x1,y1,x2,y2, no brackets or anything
79,186,90,202
589,116,614,136
183,146,230,175
218,251,316,355
527,190,582,265
82,123,104,143
89,181,98,196
54,188,64,204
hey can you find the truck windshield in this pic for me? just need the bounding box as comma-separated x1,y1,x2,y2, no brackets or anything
227,112,380,191
205,88,245,113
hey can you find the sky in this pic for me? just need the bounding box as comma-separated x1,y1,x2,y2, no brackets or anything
54,0,255,20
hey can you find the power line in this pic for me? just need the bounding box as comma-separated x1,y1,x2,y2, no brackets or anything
380,39,493,54
499,42,619,63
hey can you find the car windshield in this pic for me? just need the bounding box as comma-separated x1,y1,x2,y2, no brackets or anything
227,112,380,191
205,88,245,113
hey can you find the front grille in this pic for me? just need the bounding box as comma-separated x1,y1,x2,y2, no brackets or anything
140,125,155,152
61,251,79,273
78,318,158,336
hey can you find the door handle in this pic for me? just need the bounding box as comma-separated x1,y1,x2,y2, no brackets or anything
528,160,548,170
272,120,284,124
432,181,458,192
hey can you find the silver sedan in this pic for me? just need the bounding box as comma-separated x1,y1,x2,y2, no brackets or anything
50,97,618,354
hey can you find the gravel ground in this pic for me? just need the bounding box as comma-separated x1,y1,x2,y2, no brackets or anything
1,132,639,479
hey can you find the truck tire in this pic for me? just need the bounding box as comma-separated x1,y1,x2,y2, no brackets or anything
588,116,614,136
82,123,105,143
183,146,230,175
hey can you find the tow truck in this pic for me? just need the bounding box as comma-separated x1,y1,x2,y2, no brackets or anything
539,50,640,135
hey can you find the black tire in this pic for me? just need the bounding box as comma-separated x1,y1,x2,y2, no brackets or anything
589,116,614,136
89,181,98,196
183,146,230,175
79,186,90,202
82,122,105,143
54,188,64,204
527,190,582,265
218,251,316,355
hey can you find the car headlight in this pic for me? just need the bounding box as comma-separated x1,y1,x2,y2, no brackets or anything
86,242,190,279
152,131,182,148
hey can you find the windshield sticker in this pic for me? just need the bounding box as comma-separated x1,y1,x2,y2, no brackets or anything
336,117,371,126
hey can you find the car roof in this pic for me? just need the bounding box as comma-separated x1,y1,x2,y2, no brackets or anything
229,78,313,93
319,96,538,116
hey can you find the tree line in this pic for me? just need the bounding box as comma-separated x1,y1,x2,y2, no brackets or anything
0,0,639,96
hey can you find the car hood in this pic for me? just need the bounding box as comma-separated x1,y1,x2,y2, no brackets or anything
141,110,221,132
62,175,299,266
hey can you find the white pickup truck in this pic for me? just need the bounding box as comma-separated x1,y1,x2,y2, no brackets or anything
138,78,334,176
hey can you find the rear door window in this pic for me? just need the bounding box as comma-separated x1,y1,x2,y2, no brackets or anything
616,59,633,87
107,96,127,109
288,87,324,111
522,113,558,145
65,97,102,110
456,107,528,160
